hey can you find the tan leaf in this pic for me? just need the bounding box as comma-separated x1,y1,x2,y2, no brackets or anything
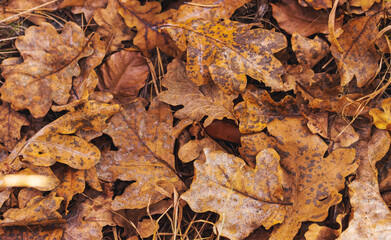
369,98,391,130
0,102,29,151
330,13,384,87
117,0,180,57
71,0,108,21
0,22,94,118
271,0,343,36
350,0,381,11
178,137,225,163
164,19,287,93
98,50,149,102
173,0,250,23
138,219,158,238
305,224,338,240
182,148,289,240
18,188,42,209
291,33,330,68
239,132,277,168
96,99,185,210
158,59,237,126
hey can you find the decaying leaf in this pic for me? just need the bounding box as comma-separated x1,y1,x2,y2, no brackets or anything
178,137,225,163
369,98,391,130
182,148,288,240
0,22,94,118
291,33,329,68
339,129,391,239
0,102,29,151
330,13,384,87
271,0,343,36
165,19,287,93
98,50,149,102
96,99,185,210
158,59,237,126
117,0,180,57
0,226,63,240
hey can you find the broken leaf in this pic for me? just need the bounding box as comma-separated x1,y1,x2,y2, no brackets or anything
164,19,287,93
182,148,288,240
158,59,237,126
0,22,94,118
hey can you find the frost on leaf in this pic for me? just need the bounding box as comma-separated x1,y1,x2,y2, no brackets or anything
96,99,185,210
165,19,287,93
182,148,289,240
158,59,237,127
0,22,94,118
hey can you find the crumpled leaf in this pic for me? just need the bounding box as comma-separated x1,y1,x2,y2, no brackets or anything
165,19,287,93
182,148,289,240
0,22,94,118
0,193,63,227
267,118,357,240
117,0,180,57
96,99,185,210
98,50,149,102
338,129,391,239
291,33,329,68
271,0,343,36
330,13,384,87
94,0,135,52
158,59,237,126
369,98,391,130
173,0,250,23
234,88,299,133
0,102,29,151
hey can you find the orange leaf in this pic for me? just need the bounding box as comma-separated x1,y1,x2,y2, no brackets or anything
369,98,391,130
291,33,329,68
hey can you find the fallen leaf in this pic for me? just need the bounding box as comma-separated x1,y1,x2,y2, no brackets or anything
117,0,180,57
164,19,287,93
178,136,225,163
304,224,338,240
338,129,391,239
96,99,185,210
182,148,289,240
297,0,345,9
0,102,29,151
138,218,158,238
350,0,381,11
18,188,42,209
239,132,277,168
0,226,63,240
71,0,108,21
330,13,384,87
268,118,357,239
158,59,237,126
173,0,250,23
369,98,391,130
0,22,94,118
291,33,330,68
271,0,343,36
98,50,149,102
204,120,241,144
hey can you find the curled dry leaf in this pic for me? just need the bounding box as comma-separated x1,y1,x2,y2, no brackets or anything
0,102,29,151
291,33,329,68
182,148,288,240
369,98,391,130
158,59,237,127
94,0,135,52
96,99,185,210
330,13,384,87
271,0,343,36
173,0,250,23
165,19,287,93
339,130,391,239
0,22,94,118
98,50,149,102
117,0,180,57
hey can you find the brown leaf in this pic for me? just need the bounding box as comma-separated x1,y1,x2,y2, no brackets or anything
330,14,384,87
0,102,29,151
271,0,343,36
117,0,180,57
178,136,225,163
204,119,241,144
96,99,185,210
0,22,94,118
291,33,330,68
98,50,149,102
165,19,287,93
0,226,63,240
71,0,108,21
182,148,288,240
173,0,250,23
369,98,391,130
297,0,345,9
304,224,338,240
350,0,381,11
239,132,277,168
158,59,237,126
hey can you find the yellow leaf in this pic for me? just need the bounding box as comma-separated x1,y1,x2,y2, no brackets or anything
369,98,391,130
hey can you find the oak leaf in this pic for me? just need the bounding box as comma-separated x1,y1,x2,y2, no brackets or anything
271,0,343,36
98,50,149,102
164,19,287,93
291,33,329,68
178,137,225,163
369,98,391,130
182,148,288,240
0,226,63,240
297,0,345,9
330,13,384,87
96,99,185,210
158,59,237,127
0,102,29,151
0,22,94,118
117,0,180,57
350,0,381,11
